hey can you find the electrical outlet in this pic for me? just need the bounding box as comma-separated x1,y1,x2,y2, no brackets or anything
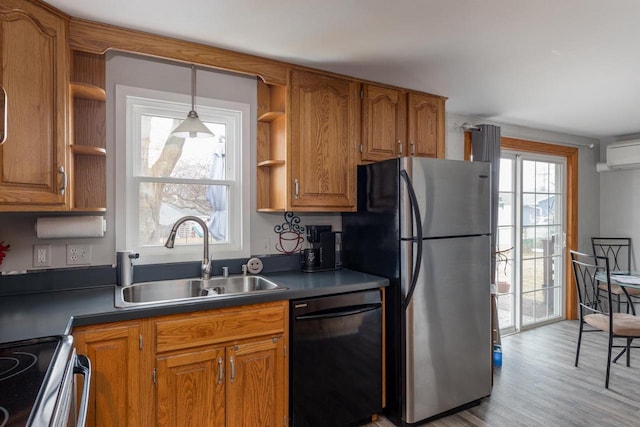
33,244,51,267
67,244,91,265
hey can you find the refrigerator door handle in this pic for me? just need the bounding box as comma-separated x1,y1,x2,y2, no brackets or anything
400,170,423,309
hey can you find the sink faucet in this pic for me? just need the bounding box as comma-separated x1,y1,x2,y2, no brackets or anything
164,216,211,280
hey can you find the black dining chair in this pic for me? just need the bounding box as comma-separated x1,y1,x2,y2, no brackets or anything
591,237,639,313
571,250,640,388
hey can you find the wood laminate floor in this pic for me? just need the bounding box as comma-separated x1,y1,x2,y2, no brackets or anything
362,320,640,426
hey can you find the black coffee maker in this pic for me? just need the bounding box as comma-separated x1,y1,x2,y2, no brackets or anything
301,225,342,272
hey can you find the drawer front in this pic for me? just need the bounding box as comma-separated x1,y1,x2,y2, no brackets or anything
155,301,286,353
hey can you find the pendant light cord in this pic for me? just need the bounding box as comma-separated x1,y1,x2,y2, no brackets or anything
191,64,196,112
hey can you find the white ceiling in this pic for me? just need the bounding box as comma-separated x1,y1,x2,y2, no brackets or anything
47,0,640,139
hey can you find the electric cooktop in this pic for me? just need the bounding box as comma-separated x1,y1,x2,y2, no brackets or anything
0,337,61,427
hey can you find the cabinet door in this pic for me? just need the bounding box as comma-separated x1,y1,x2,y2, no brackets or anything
289,69,358,211
0,0,68,209
407,92,445,158
361,84,406,162
73,321,143,427
156,347,226,427
226,336,286,427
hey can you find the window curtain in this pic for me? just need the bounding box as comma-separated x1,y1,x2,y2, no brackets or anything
471,124,501,344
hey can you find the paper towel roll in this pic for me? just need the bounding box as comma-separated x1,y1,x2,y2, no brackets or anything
36,216,106,239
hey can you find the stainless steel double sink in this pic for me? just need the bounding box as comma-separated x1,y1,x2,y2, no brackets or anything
115,275,287,308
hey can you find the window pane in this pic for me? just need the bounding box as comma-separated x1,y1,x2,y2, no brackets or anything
536,194,555,225
140,115,227,180
497,192,513,226
548,163,559,193
497,226,513,252
138,182,229,246
522,193,537,225
535,161,550,192
497,294,514,329
499,158,513,192
522,160,536,192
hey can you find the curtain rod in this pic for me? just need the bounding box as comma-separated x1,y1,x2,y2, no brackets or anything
460,122,480,131
460,122,595,149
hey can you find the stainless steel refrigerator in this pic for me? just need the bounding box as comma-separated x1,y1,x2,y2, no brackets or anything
342,156,492,426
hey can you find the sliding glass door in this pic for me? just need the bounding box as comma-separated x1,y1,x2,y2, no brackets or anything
496,152,565,334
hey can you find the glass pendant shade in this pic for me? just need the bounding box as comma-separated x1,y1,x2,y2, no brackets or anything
171,65,214,138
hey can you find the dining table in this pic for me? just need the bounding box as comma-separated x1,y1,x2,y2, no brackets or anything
596,271,640,315
595,271,640,362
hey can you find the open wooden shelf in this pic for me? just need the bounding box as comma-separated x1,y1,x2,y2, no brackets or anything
69,51,107,212
258,111,284,123
257,160,285,168
71,145,107,157
71,82,106,101
257,79,288,211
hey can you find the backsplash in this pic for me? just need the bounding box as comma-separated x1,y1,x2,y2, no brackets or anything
0,211,340,274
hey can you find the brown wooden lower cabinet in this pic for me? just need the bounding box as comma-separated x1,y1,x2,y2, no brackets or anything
72,301,288,427
72,320,144,427
226,336,286,427
156,346,225,427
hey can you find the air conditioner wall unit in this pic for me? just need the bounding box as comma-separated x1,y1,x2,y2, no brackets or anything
606,139,640,170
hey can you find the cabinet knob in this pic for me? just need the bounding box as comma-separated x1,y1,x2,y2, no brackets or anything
410,141,415,156
397,140,403,155
294,178,300,199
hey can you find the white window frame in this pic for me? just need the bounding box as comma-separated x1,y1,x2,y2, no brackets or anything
115,85,250,264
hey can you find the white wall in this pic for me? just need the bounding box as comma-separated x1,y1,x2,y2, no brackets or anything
446,113,601,254
599,134,640,269
0,53,339,273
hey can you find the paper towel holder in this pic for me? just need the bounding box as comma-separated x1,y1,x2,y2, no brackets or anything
35,216,106,239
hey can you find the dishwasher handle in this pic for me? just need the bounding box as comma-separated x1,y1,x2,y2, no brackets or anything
295,303,381,321
74,354,91,427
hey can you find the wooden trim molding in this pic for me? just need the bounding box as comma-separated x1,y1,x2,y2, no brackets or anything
68,17,289,85
465,133,579,320
68,17,450,101
464,131,472,160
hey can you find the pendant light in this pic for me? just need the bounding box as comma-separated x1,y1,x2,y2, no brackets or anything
170,64,214,138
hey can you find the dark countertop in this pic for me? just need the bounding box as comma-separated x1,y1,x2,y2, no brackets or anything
0,269,388,344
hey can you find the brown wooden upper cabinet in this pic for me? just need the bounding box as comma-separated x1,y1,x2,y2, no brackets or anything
0,0,69,210
360,83,446,162
0,0,106,212
289,69,359,212
257,69,359,212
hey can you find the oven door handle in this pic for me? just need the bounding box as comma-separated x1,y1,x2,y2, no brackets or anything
74,354,91,427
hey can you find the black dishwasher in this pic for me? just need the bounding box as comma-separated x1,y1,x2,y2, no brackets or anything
290,289,382,426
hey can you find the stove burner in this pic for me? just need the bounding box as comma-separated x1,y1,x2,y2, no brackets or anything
0,352,37,382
